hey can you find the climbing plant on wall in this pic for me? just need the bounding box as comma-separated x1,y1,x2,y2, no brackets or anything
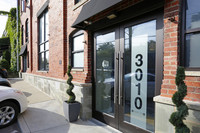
3,8,21,72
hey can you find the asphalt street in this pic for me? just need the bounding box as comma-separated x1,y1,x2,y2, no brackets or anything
0,122,21,133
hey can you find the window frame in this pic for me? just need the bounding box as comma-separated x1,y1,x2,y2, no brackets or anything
181,0,200,70
71,31,84,69
38,9,49,71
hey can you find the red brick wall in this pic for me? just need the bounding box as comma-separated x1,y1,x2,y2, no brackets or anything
20,0,31,72
67,0,91,83
20,0,67,79
161,0,200,102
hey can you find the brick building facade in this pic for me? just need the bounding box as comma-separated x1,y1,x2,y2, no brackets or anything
19,0,200,132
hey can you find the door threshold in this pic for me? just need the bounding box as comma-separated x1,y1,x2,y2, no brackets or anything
89,118,122,133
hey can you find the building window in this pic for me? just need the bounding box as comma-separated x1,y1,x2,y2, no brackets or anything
21,26,24,45
38,9,49,71
75,0,81,4
25,19,28,43
71,32,84,68
27,51,29,68
184,0,200,68
25,0,29,4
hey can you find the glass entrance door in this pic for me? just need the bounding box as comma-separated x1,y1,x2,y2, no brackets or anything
95,32,115,116
94,29,119,128
94,15,163,133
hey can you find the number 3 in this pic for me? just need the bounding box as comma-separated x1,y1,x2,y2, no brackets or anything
135,54,143,67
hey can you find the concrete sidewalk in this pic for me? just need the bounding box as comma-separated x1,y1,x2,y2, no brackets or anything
9,78,121,133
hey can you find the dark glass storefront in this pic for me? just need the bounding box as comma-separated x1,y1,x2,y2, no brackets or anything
93,10,163,133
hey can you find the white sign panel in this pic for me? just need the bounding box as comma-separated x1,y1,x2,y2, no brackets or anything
131,34,148,129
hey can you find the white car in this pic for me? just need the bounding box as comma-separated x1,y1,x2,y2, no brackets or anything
0,86,28,128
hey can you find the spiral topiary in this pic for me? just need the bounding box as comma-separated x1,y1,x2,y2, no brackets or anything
66,65,75,103
169,66,190,133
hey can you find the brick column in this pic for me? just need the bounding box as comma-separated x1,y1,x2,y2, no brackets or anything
161,0,180,98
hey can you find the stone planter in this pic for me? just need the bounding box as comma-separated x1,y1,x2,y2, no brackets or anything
63,101,81,122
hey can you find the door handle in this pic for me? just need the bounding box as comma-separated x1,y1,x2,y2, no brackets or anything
118,51,121,105
119,52,124,106
114,52,119,104
114,95,118,104
116,52,119,60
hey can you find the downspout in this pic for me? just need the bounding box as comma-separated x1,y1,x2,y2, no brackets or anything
63,0,67,77
17,0,19,71
30,0,33,71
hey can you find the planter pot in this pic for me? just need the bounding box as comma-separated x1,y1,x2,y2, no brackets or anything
63,101,81,122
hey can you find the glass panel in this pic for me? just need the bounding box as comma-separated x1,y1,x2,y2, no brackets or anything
97,32,115,44
45,51,49,70
73,52,84,67
45,41,49,50
39,15,44,43
186,0,200,30
40,44,44,52
95,32,115,116
123,20,156,132
45,11,49,41
185,33,200,67
26,20,28,42
39,53,44,70
73,34,84,51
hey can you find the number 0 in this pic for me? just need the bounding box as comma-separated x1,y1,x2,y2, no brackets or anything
135,97,142,109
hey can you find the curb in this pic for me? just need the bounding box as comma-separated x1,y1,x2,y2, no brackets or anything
17,114,30,133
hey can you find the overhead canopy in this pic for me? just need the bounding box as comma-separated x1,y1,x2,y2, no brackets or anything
19,44,27,56
72,0,122,28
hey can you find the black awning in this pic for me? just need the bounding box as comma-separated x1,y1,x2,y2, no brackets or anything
72,0,122,28
19,44,27,56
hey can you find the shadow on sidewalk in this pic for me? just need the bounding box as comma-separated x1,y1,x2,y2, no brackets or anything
20,107,70,133
22,91,32,97
8,78,23,84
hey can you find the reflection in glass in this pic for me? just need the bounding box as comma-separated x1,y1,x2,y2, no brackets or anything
186,0,200,30
46,42,49,50
39,16,44,43
96,32,115,116
39,53,44,70
73,52,84,67
123,20,156,132
45,11,49,41
40,44,44,52
73,34,84,51
46,51,49,70
185,33,200,67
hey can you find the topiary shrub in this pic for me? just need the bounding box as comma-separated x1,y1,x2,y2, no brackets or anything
66,65,75,103
0,59,10,70
169,66,190,133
